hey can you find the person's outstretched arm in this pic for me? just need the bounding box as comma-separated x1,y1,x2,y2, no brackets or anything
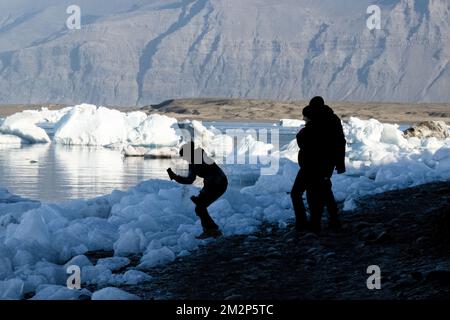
168,165,196,184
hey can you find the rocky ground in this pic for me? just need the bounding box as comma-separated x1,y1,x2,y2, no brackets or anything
2,99,450,123
142,99,450,123
87,182,450,300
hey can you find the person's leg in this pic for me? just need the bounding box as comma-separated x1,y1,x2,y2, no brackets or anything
291,171,308,229
194,205,219,231
306,179,326,234
192,181,227,233
324,178,341,230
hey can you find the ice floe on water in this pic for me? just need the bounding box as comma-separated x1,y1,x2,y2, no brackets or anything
0,105,450,299
0,104,180,149
279,119,305,128
0,112,51,144
53,104,179,147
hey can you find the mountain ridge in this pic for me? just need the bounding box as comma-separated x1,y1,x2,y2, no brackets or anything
0,0,449,105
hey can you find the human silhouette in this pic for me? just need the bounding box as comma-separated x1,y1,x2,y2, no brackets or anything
290,106,313,231
291,96,346,234
167,141,228,239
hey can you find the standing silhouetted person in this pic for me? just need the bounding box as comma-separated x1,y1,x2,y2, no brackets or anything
290,106,313,231
291,96,346,234
167,142,228,239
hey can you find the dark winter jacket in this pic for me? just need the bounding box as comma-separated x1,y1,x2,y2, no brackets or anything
296,106,346,177
173,148,228,188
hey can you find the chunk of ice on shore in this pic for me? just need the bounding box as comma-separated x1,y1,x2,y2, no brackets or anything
138,247,176,269
91,287,140,300
31,285,91,300
112,270,152,285
0,279,24,300
96,257,130,271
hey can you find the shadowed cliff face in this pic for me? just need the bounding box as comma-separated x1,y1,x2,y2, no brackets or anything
0,0,449,106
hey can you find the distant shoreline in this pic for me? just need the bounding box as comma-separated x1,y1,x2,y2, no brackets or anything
1,99,450,124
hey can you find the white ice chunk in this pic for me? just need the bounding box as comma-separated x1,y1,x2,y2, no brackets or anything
31,285,91,300
0,111,50,143
0,134,26,145
96,257,130,271
138,247,176,269
280,119,305,127
127,114,180,147
54,104,128,146
0,279,24,300
91,287,141,300
118,270,152,285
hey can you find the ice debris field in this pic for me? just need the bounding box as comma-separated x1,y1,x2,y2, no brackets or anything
1,104,450,300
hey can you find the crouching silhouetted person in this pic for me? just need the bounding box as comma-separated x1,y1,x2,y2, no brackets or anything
167,142,228,239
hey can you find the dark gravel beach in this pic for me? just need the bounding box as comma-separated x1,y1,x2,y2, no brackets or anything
95,182,450,300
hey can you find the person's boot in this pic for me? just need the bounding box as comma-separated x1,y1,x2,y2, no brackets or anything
196,229,223,240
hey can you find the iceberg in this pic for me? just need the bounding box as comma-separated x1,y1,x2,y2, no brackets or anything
191,120,233,157
127,114,180,147
0,134,27,145
280,119,305,127
238,134,274,157
53,104,181,148
0,112,50,143
53,104,130,146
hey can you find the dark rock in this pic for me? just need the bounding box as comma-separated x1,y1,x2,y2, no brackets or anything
300,233,319,241
265,252,282,258
353,221,371,231
225,294,244,300
393,279,416,290
404,121,450,140
426,271,450,285
322,252,336,259
306,247,320,255
358,229,376,241
411,272,423,282
416,236,429,246
371,231,389,243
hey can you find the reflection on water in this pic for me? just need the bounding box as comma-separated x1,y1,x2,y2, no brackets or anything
0,121,297,202
0,144,182,202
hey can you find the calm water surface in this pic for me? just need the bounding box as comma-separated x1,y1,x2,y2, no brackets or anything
0,121,297,202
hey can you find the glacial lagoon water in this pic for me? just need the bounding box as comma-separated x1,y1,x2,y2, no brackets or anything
0,121,297,202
